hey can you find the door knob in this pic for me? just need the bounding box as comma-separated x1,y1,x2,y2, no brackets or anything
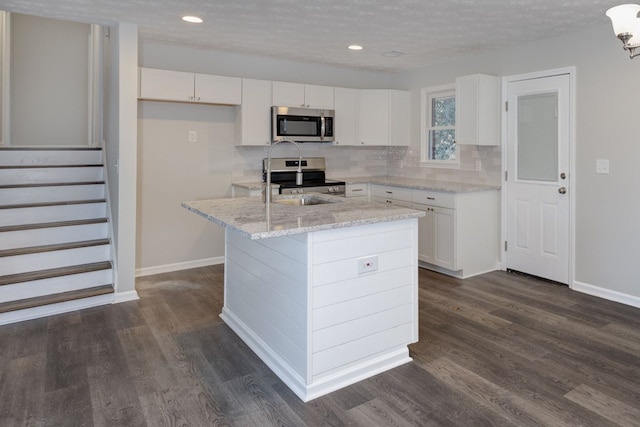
558,187,567,194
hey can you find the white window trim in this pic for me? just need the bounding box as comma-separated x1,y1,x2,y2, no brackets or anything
420,83,459,168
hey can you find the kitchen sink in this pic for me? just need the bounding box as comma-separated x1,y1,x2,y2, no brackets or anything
274,195,339,206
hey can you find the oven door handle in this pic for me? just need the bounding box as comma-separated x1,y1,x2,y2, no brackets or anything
320,113,325,142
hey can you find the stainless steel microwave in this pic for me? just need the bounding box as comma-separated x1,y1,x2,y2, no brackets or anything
271,106,334,143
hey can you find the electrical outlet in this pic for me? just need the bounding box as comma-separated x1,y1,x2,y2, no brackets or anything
357,255,378,274
596,159,609,174
188,131,198,142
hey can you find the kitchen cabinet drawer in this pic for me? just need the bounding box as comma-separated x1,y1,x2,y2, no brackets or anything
412,189,456,209
345,183,368,198
370,185,412,202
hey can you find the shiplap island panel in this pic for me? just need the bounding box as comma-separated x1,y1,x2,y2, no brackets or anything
182,195,423,401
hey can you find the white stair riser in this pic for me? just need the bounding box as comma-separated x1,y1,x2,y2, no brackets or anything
0,244,110,275
0,203,106,227
0,167,104,185
0,223,108,250
0,269,112,302
0,184,105,205
0,150,102,166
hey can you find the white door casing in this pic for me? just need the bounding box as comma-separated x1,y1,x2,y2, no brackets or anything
504,71,573,284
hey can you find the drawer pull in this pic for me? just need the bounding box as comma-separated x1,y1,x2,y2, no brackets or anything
426,197,435,200
385,191,393,194
352,188,363,192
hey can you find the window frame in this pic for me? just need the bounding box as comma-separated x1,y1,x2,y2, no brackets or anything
420,84,459,168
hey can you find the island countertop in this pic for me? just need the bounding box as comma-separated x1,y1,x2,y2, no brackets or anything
182,194,424,240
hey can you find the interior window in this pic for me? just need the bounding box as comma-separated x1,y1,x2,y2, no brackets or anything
421,85,458,166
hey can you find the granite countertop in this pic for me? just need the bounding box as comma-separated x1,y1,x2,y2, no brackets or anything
232,176,500,193
334,176,501,193
182,194,424,240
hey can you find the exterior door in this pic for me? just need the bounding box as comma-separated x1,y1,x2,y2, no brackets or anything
505,73,571,284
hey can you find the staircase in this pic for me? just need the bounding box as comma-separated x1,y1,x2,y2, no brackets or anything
0,147,114,325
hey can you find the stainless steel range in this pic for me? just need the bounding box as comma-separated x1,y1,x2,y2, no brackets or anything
262,157,345,196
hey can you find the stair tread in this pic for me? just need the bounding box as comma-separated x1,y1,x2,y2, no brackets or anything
0,284,113,314
0,261,112,286
0,164,102,169
0,199,106,210
0,146,102,151
0,181,105,189
0,218,107,233
0,238,110,258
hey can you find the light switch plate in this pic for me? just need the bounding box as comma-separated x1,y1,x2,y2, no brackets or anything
188,131,198,142
596,159,609,174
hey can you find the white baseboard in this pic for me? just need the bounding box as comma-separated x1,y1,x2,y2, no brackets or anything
113,290,139,303
572,280,640,309
135,257,224,277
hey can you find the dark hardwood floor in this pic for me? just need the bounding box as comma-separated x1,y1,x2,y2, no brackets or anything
1,265,640,426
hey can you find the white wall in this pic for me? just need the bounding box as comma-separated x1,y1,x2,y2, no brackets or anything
138,27,640,306
392,24,640,304
10,13,89,145
140,40,396,89
136,102,234,270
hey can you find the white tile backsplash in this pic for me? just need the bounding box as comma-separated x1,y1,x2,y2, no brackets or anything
233,144,501,185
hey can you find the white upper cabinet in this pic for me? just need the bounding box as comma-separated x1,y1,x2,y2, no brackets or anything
357,89,410,146
194,74,242,105
139,68,193,102
138,67,241,105
235,78,272,146
358,90,389,146
455,74,500,146
272,81,334,109
333,87,358,146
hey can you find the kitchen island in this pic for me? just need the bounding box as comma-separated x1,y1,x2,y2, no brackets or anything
182,194,424,401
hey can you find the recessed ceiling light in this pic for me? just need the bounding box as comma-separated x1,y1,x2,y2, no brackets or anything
348,45,363,51
182,15,203,24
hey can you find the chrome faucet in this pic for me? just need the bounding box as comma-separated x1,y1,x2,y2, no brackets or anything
264,140,303,210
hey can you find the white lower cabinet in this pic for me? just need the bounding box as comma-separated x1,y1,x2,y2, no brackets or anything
412,188,499,278
345,183,368,199
413,202,455,270
370,184,412,207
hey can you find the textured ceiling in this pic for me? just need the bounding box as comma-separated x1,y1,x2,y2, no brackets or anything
0,0,621,72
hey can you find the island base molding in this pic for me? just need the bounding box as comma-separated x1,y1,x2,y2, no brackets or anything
221,308,412,402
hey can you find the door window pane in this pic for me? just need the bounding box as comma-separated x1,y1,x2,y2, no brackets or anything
517,93,558,182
